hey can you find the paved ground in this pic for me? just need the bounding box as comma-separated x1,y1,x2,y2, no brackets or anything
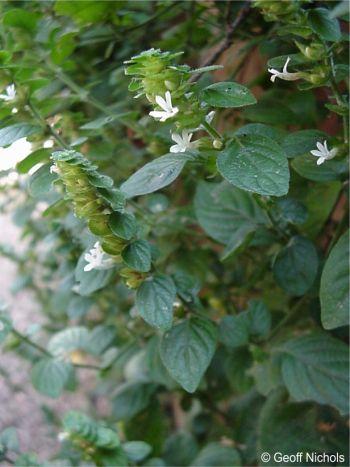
0,213,93,463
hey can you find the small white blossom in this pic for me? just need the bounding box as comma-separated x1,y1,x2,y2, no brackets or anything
149,91,179,122
268,57,300,83
84,241,114,272
0,320,4,332
205,111,216,124
170,129,196,153
44,139,54,148
58,431,69,442
50,164,60,174
0,84,16,101
310,140,337,165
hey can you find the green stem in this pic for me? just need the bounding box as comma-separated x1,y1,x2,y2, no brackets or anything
253,195,289,240
27,100,70,149
12,329,101,371
327,52,348,144
201,120,223,141
53,68,128,120
12,329,51,357
268,296,308,340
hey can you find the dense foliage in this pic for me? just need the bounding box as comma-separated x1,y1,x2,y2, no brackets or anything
0,1,349,466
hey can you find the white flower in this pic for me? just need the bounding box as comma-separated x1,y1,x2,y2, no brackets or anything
58,432,69,442
205,111,216,124
268,57,301,83
50,164,59,174
84,242,115,272
170,129,196,153
310,140,337,165
0,320,4,332
0,84,16,101
149,91,179,122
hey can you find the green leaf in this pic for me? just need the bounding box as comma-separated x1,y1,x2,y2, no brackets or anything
302,181,341,237
48,326,89,358
0,123,40,147
120,154,190,198
235,123,286,143
3,9,39,32
160,317,218,393
63,411,98,441
67,295,93,319
258,389,328,466
267,53,311,68
123,441,152,462
87,325,116,356
136,274,176,330
219,315,249,349
0,427,19,452
109,212,137,240
243,101,298,126
28,163,57,198
282,130,328,158
194,181,268,249
192,443,241,467
122,240,152,272
54,0,113,24
163,432,198,466
246,300,271,337
320,230,349,329
274,198,308,225
31,358,71,398
112,382,157,421
16,149,50,174
292,154,348,182
276,333,349,415
273,236,318,296
95,426,120,449
201,82,256,108
217,135,289,196
308,8,341,42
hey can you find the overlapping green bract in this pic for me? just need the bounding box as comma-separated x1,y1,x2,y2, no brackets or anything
51,149,149,287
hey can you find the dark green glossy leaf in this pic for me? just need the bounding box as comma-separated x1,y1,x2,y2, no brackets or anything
121,154,190,198
160,318,218,393
0,123,40,147
320,230,349,329
217,135,289,196
308,8,341,42
136,274,176,330
122,240,152,272
202,82,256,108
273,236,318,296
31,358,71,398
109,212,137,241
276,333,349,415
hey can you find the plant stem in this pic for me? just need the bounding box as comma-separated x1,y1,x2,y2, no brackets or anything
201,120,223,140
268,295,308,340
328,52,349,144
12,329,101,370
12,329,51,357
27,100,70,149
195,0,251,71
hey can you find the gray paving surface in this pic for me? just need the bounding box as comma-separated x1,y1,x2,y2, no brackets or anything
0,213,93,463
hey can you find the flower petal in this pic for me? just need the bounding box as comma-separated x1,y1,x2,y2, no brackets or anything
310,150,324,157
155,95,167,110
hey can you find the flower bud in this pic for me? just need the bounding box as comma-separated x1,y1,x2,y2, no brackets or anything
212,139,223,149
